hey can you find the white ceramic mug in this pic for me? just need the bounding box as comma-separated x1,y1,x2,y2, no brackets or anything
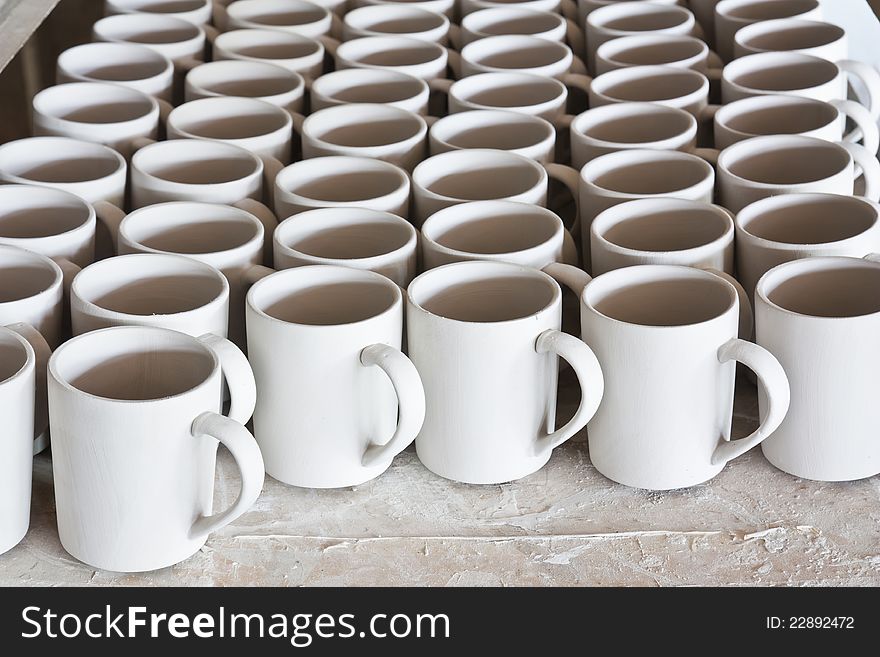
343,5,451,44
115,202,266,347
577,264,788,490
292,103,428,171
246,266,425,487
590,198,734,275
570,102,698,169
167,96,294,162
756,256,880,481
407,260,603,484
56,42,175,101
70,253,230,342
105,0,214,25
733,18,847,62
411,148,581,229
49,325,262,572
0,137,127,209
577,0,684,37
459,35,586,80
130,139,281,211
32,82,165,159
595,34,721,77
459,7,580,49
351,0,455,18
713,94,879,154
225,0,337,39
185,59,306,111
92,12,208,64
274,156,411,218
714,0,821,62
308,68,430,114
460,0,568,17
213,28,325,79
720,51,880,123
577,149,716,269
714,134,880,213
269,208,418,286
442,72,571,125
429,110,557,163
735,192,880,301
334,35,451,81
585,2,698,74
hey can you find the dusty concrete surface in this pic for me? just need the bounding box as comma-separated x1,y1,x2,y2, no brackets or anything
2,374,879,587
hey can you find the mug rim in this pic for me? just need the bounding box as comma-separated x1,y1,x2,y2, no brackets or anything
714,93,839,141
450,71,567,112
0,183,96,243
571,102,697,147
0,136,127,186
590,64,709,106
246,263,403,329
0,325,36,389
461,6,566,40
722,51,839,94
274,155,410,206
407,259,561,325
343,3,450,37
168,95,293,142
213,28,325,62
57,41,174,82
92,12,205,45
226,0,331,28
596,33,708,69
335,34,446,65
0,244,65,306
48,324,221,404
309,67,428,103
302,102,428,151
582,264,738,330
33,81,159,129
756,255,880,321
132,139,263,188
185,59,306,100
587,1,694,32
580,148,715,197
733,17,845,54
429,109,556,154
715,0,820,23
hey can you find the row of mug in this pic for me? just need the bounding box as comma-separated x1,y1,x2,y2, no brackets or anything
7,249,880,571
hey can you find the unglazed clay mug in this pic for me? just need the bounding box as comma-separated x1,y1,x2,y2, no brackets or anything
576,264,788,490
49,325,262,572
459,35,587,79
713,95,879,154
756,256,880,481
32,82,166,159
429,110,557,163
291,103,429,171
56,42,174,101
595,34,721,77
570,102,698,169
459,7,581,49
70,253,230,341
274,156,411,218
343,4,451,44
714,135,880,213
115,202,266,347
720,51,880,122
309,68,431,114
590,198,734,275
224,0,338,39
733,18,847,62
105,0,214,25
411,149,580,229
442,72,572,126
212,28,325,79
246,266,425,488
585,2,699,74
351,0,455,18
92,12,208,65
185,60,306,111
0,137,127,208
460,0,568,17
407,260,603,484
577,149,716,269
735,193,880,301
576,0,683,38
167,96,294,162
334,35,451,81
714,0,821,62
268,208,418,286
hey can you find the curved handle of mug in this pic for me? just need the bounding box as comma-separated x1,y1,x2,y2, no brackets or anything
543,162,581,236
259,154,285,211
359,344,426,468
553,113,575,130
560,0,578,22
234,199,277,266
711,338,789,465
561,228,579,266
202,23,219,44
5,322,51,452
564,19,585,58
690,21,706,42
212,2,229,31
188,411,264,539
93,201,126,249
318,35,340,57
542,261,591,297
242,264,276,289
838,140,880,202
698,103,720,134
838,59,880,121
571,54,588,76
699,267,753,340
50,256,81,298
445,48,461,79
533,329,603,457
693,147,720,166
707,48,724,70
832,99,880,155
560,72,592,97
198,333,257,425
447,24,461,50
329,13,344,40
864,253,880,263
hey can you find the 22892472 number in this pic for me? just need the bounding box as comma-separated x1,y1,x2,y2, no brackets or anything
766,617,854,629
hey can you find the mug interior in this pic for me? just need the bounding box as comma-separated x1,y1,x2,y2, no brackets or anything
739,21,844,52
116,0,207,12
466,10,563,37
425,205,559,254
347,7,446,34
315,70,425,103
343,37,442,66
596,68,705,102
724,140,849,184
720,97,837,136
587,153,710,194
761,259,880,318
586,267,735,327
0,250,59,302
576,105,694,144
123,204,262,253
597,6,689,31
172,99,289,138
52,327,216,401
61,43,169,81
0,139,123,183
188,61,301,97
0,189,91,239
739,195,876,245
35,85,155,124
417,151,543,200
250,267,398,325
0,331,28,384
219,30,321,60
602,37,705,66
434,112,552,150
136,142,259,184
95,13,202,44
727,56,837,91
600,204,730,251
277,211,413,259
466,38,567,69
230,1,327,27
410,262,558,322
280,160,406,202
723,0,817,21
307,106,423,147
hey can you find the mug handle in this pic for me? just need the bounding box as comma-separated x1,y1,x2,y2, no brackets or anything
533,329,603,456
831,99,879,154
318,35,340,57
259,155,285,211
838,59,880,121
359,344,426,468
543,162,581,236
560,0,578,21
93,200,126,250
864,253,880,263
565,19,585,58
188,411,264,539
560,72,591,97
5,322,51,453
699,268,753,340
838,140,880,201
571,54,588,76
446,47,461,79
711,338,789,465
234,199,278,265
561,227,579,266
242,264,276,287
198,333,257,425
